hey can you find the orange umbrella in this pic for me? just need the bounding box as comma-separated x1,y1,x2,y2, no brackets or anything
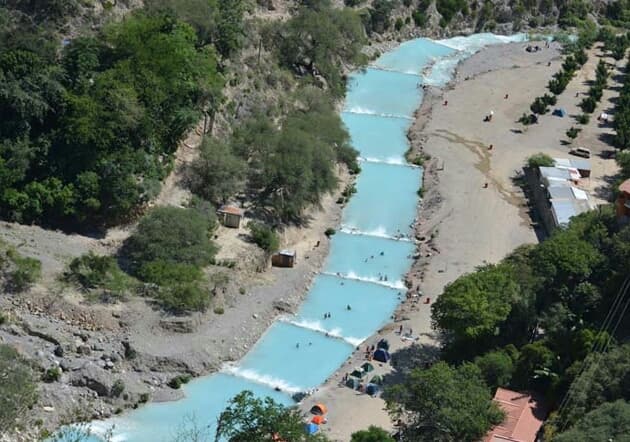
311,415,327,425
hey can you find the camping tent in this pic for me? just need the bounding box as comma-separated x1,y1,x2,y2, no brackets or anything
553,108,567,117
305,423,319,435
312,415,326,425
361,362,375,373
373,348,391,363
366,383,379,396
351,368,366,378
370,374,384,385
346,377,361,390
377,339,390,350
310,404,328,415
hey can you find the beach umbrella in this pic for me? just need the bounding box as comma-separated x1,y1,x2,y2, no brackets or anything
305,423,319,435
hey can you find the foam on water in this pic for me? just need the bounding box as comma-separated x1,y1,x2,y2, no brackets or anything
221,366,303,394
344,106,413,120
322,271,406,290
282,317,366,347
340,225,412,241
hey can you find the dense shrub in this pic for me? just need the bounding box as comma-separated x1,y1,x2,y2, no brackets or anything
0,11,223,228
0,242,41,292
122,207,217,276
527,153,554,168
63,252,134,301
248,222,280,253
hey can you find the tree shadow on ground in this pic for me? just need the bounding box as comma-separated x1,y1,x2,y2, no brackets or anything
382,343,441,386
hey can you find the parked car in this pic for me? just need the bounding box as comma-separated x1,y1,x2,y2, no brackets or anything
570,147,591,158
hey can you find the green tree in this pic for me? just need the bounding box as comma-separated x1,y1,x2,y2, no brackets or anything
274,4,366,97
432,264,520,348
474,349,515,390
350,426,395,442
216,391,329,441
122,207,217,276
384,362,504,442
555,400,630,442
527,153,554,168
0,344,38,431
189,137,246,205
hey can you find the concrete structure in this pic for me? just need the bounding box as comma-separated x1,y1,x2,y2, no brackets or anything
217,205,244,228
484,388,546,442
553,158,591,178
616,179,630,221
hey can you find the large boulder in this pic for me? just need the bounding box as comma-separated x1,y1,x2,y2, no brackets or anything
69,362,113,397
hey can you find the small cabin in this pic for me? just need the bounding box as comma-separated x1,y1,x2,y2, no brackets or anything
217,205,244,228
271,250,296,268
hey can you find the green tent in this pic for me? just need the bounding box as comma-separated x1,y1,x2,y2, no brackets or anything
350,368,365,378
346,377,360,389
370,374,384,385
361,362,375,373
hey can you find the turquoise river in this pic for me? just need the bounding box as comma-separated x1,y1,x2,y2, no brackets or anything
77,32,527,442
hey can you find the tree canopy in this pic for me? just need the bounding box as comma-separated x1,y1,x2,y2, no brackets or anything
216,391,329,442
554,400,630,442
0,10,222,228
383,362,504,441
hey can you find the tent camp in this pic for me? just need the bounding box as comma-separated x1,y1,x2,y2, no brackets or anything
311,415,326,425
366,383,379,396
310,404,328,415
305,423,319,435
351,368,366,378
361,362,375,373
553,108,567,117
373,348,391,363
346,377,361,390
370,374,384,385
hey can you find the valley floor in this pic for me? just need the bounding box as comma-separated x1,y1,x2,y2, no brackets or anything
301,40,621,441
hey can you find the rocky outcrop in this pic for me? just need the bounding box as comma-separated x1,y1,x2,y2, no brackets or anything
69,362,113,397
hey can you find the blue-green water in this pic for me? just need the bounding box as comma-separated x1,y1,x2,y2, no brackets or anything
72,33,527,442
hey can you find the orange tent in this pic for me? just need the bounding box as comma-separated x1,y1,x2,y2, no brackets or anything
311,415,327,425
310,403,328,415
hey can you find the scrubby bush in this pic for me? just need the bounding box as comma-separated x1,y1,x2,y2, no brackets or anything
580,96,597,113
566,126,581,141
0,242,41,292
576,113,590,124
325,228,336,237
0,345,38,429
527,153,555,168
42,366,62,383
248,222,280,253
530,97,549,115
111,379,125,398
63,252,134,301
168,374,192,389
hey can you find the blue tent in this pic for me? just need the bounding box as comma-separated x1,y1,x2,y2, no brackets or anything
366,383,379,396
373,348,391,363
305,423,319,435
553,108,567,117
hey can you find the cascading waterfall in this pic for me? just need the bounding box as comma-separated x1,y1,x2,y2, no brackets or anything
67,33,527,442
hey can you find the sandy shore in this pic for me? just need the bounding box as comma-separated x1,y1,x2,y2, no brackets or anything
301,40,620,441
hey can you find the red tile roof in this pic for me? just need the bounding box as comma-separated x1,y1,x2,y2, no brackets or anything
484,388,546,442
620,179,630,195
